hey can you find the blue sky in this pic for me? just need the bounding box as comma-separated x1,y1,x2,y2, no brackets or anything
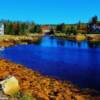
0,0,100,24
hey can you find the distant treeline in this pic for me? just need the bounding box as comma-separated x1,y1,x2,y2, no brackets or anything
0,20,42,35
55,16,100,35
0,16,100,35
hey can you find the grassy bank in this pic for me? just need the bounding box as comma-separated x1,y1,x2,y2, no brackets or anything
54,33,100,42
0,59,100,100
87,34,100,42
54,33,86,41
0,34,43,47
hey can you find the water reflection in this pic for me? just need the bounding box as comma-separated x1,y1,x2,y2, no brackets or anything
34,36,100,49
0,47,5,58
56,39,66,46
33,38,42,45
0,47,5,51
87,41,100,48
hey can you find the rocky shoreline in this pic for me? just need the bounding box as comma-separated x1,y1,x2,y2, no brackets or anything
0,59,100,100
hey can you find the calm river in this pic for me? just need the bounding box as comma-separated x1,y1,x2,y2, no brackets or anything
0,36,100,91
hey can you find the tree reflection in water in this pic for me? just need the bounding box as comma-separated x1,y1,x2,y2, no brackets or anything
87,41,100,48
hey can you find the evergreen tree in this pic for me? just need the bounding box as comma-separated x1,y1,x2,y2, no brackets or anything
19,23,27,35
5,23,14,35
56,23,66,33
34,25,42,33
29,23,35,33
91,16,98,24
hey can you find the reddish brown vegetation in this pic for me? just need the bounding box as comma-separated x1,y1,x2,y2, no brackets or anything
0,59,100,100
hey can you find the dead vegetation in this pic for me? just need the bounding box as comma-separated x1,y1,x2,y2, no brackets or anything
0,59,100,100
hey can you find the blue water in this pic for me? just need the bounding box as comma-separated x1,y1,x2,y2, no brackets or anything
0,36,100,91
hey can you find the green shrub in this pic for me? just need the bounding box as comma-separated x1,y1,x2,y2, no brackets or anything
21,95,34,100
